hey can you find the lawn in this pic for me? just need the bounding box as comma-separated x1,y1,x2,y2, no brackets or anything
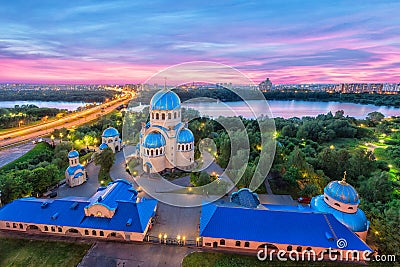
0,238,91,267
182,251,392,267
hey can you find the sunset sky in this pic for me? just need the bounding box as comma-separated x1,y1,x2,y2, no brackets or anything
1,1,400,84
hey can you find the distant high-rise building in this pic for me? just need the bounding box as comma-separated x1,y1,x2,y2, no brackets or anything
258,78,273,92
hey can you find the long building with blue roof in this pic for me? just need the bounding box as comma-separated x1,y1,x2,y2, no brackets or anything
200,188,372,256
0,180,157,241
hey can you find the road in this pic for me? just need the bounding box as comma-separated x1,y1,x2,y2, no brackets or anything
0,92,134,148
0,142,35,168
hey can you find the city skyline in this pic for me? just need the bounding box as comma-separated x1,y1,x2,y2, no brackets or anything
1,1,400,84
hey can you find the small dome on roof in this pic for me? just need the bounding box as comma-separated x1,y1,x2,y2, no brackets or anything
324,180,359,205
143,132,166,148
150,90,181,110
68,150,79,158
231,188,260,208
102,127,119,137
99,143,108,150
178,128,194,143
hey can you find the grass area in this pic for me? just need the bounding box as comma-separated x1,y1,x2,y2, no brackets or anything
0,142,53,172
328,138,360,149
182,252,372,267
0,238,91,267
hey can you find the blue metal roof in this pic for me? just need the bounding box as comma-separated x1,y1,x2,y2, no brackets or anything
99,143,108,150
102,127,119,137
0,180,157,234
324,180,359,205
311,195,369,232
68,150,79,158
150,90,181,110
66,164,85,176
200,203,372,252
231,188,260,208
143,132,166,148
74,172,84,179
177,128,194,143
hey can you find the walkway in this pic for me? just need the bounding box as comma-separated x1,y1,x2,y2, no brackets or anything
79,241,195,267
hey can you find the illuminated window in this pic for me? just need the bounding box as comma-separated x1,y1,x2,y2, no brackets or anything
96,211,102,217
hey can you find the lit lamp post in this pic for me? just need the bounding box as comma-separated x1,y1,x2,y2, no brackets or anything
59,133,63,143
18,120,24,127
158,233,162,244
182,236,186,246
51,135,55,146
196,237,200,247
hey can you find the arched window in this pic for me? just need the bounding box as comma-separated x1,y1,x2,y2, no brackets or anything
58,227,62,233
174,112,177,119
186,144,189,150
151,150,154,157
92,230,97,236
178,144,180,150
13,223,17,228
220,239,225,245
296,246,302,252
348,207,353,210
5,222,10,228
100,231,104,237
156,113,159,120
190,144,192,149
19,223,23,229
162,113,165,120
152,113,154,119
244,242,250,247
287,245,292,251
334,203,341,207
235,241,241,247
168,113,171,119
147,149,150,155
156,149,159,156
325,196,329,201
85,230,89,235
306,247,312,251
44,226,49,231
51,226,55,232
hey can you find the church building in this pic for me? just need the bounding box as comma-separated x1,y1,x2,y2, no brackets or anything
65,150,87,187
99,127,121,153
138,89,195,173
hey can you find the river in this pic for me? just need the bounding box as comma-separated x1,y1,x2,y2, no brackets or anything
183,100,400,119
0,101,86,111
1,100,398,118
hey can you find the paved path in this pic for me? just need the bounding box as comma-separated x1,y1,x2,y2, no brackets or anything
57,162,100,198
79,242,195,267
0,142,35,168
110,150,134,182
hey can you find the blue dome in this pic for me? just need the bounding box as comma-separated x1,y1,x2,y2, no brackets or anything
150,90,181,110
68,150,79,158
177,128,194,143
311,195,369,232
143,132,166,148
67,164,85,175
102,127,119,137
324,180,360,205
99,143,108,150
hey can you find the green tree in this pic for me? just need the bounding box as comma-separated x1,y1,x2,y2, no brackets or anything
94,148,115,182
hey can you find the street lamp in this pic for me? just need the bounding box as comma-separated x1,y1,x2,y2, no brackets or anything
59,133,63,143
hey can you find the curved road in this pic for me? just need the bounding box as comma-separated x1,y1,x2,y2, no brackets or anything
0,92,134,148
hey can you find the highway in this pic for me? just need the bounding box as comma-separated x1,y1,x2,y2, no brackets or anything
0,91,134,148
